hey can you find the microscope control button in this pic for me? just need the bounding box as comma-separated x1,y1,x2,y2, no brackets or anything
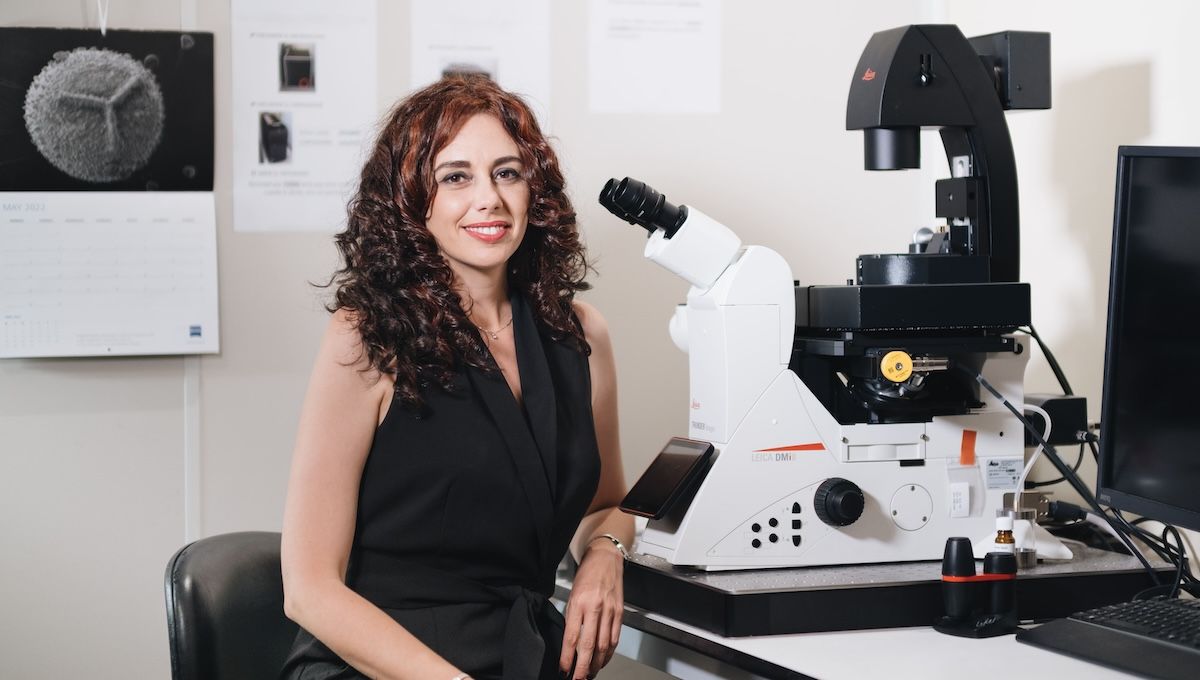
751,523,761,533
752,538,762,548
792,519,802,530
792,502,802,514
769,534,779,543
792,535,802,547
881,350,913,382
814,477,865,526
768,518,779,527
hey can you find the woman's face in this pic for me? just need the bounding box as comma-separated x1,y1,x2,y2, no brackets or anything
425,113,530,283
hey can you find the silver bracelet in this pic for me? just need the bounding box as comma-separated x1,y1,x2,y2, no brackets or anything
450,674,472,680
590,532,629,559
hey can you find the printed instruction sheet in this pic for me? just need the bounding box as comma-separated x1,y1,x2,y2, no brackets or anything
409,0,552,125
231,0,378,232
588,0,722,114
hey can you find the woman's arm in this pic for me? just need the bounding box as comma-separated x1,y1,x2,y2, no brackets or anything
560,300,635,679
281,310,465,680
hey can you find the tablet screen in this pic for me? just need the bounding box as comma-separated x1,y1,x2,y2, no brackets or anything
620,438,714,519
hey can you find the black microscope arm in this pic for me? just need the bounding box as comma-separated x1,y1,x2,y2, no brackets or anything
846,25,1049,284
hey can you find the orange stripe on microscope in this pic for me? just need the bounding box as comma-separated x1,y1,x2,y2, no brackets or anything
753,443,826,453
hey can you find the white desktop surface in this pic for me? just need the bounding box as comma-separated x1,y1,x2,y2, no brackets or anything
624,611,1137,680
585,523,1153,678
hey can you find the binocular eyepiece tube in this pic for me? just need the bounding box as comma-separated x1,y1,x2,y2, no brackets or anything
599,177,688,239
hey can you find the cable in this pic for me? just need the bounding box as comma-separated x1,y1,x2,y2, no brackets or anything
1024,443,1084,489
1017,403,1052,492
1014,327,1089,487
1011,329,1198,596
1111,509,1197,586
1165,526,1186,598
1019,325,1074,395
956,363,1161,584
993,331,1190,594
1005,330,1191,587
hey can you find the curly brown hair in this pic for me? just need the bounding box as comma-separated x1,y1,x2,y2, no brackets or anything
328,76,591,411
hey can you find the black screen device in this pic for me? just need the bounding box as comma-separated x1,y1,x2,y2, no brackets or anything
1097,146,1200,533
620,437,715,520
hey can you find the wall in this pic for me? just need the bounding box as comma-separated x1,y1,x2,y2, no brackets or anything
944,2,1199,559
0,1,1195,677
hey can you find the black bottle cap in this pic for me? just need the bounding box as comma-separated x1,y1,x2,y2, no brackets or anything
942,537,976,577
983,551,1018,575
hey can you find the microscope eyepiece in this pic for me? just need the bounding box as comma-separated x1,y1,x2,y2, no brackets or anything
599,177,688,238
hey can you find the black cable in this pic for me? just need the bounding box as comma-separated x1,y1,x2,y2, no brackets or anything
1111,509,1197,586
1020,325,1075,395
1164,526,1187,598
1111,510,1196,584
1027,326,1195,578
1007,329,1197,593
1011,329,1196,589
1049,498,1197,587
1015,326,1086,488
1025,443,1084,489
956,363,1161,584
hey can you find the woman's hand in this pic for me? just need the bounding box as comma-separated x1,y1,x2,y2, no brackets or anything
560,540,625,679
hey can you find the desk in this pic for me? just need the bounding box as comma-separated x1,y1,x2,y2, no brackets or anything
556,550,1157,680
611,603,1138,680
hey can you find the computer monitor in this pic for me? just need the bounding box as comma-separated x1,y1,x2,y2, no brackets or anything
1097,145,1200,532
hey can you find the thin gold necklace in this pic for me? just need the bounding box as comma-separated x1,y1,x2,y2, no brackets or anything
475,316,513,341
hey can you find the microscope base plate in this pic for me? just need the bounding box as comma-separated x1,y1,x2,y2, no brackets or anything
622,543,1170,637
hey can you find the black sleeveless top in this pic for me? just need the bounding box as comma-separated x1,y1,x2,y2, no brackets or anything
281,293,602,680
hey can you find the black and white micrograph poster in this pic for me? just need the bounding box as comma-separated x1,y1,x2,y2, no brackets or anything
0,27,214,191
231,0,378,232
0,28,219,358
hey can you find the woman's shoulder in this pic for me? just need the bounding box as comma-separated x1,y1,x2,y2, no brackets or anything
571,299,612,355
320,308,393,390
298,308,395,426
324,308,369,362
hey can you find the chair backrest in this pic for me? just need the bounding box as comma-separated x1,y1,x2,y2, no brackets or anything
164,531,299,680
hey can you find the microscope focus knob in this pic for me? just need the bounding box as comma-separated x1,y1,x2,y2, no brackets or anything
814,478,865,527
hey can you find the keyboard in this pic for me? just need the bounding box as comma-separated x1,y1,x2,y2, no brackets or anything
1016,597,1200,680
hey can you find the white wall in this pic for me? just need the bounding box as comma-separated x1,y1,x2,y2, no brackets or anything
1,1,1196,677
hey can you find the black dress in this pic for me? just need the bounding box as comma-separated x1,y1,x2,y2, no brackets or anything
280,293,601,680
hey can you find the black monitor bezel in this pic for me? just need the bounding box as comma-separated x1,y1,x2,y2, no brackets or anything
1096,144,1200,532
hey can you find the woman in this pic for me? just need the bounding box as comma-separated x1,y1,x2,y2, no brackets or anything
279,76,633,680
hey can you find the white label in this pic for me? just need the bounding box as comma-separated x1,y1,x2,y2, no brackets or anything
984,458,1022,490
949,482,970,518
992,541,1015,554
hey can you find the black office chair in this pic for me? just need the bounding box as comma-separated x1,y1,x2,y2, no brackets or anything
164,531,299,680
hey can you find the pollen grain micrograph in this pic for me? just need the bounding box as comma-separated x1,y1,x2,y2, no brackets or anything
23,47,165,183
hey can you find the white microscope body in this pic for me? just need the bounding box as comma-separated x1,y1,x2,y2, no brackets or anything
620,190,1028,570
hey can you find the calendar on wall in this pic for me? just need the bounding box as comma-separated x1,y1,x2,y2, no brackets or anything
0,192,219,358
0,28,218,358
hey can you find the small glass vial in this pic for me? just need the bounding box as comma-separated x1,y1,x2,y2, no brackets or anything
993,515,1016,554
1013,507,1038,569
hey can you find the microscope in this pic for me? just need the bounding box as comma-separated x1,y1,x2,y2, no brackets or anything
603,25,1051,569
